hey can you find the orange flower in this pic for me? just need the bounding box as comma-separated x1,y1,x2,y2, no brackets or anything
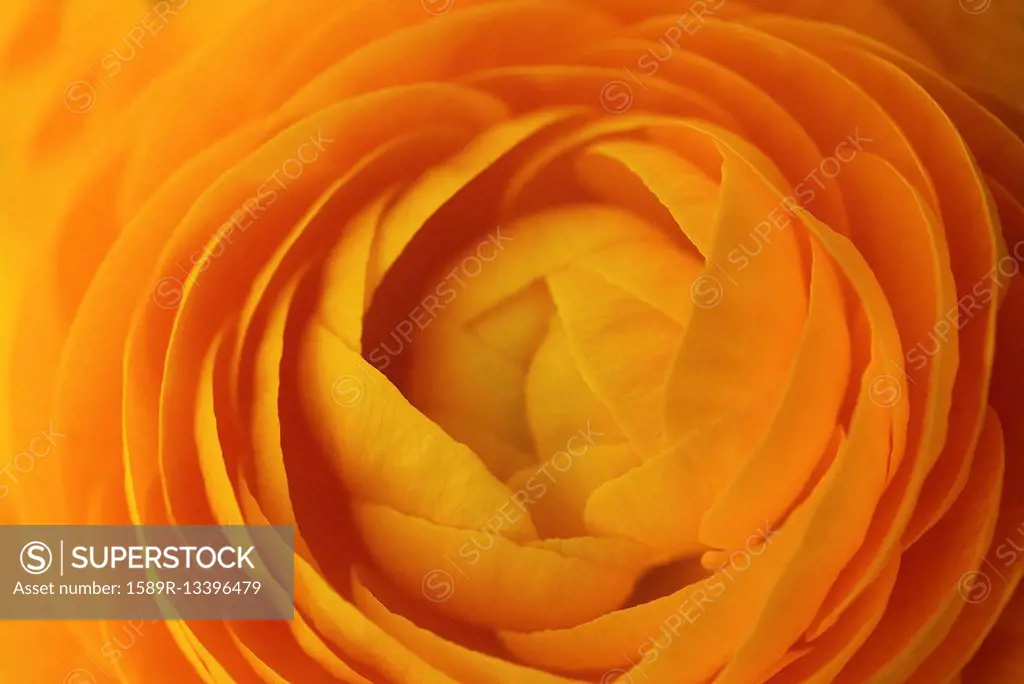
1,0,1022,682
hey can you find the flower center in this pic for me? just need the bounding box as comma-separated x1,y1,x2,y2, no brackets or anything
369,204,704,541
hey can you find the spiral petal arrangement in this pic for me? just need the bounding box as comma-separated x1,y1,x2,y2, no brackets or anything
1,1,1023,682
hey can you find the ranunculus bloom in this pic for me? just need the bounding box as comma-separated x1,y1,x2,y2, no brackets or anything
1,0,1023,682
